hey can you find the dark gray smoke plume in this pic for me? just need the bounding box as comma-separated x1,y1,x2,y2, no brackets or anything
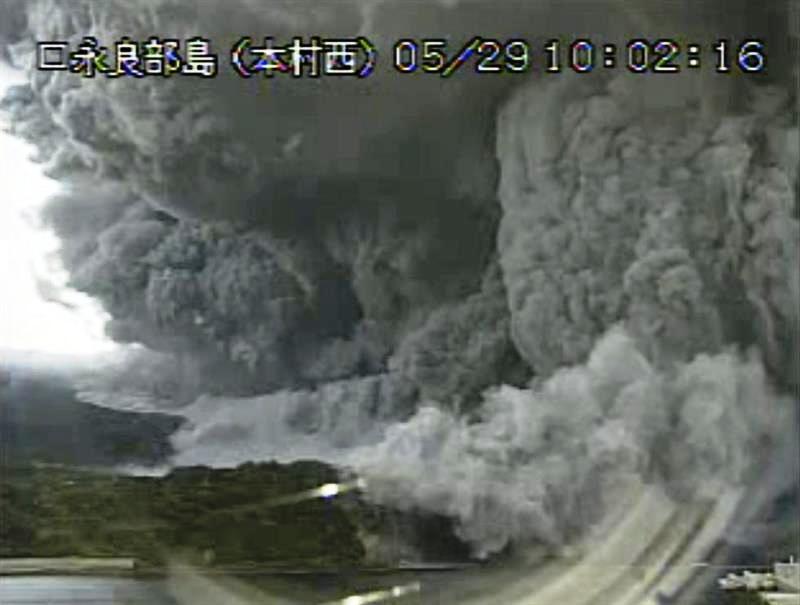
2,0,798,557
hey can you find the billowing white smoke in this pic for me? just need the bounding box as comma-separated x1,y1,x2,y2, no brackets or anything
2,0,798,557
170,373,414,466
170,327,794,557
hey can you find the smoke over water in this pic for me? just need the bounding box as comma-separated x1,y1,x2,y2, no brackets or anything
2,0,798,557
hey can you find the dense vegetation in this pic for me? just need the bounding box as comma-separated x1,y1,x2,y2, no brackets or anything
0,462,367,568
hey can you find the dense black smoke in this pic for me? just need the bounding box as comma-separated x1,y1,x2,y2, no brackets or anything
2,0,798,557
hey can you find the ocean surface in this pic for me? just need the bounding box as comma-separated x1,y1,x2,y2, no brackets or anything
0,571,438,604
0,576,177,605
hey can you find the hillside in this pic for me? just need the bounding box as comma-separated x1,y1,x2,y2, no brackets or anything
0,365,182,468
0,462,468,568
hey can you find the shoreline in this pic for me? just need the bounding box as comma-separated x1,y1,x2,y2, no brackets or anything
0,557,138,577
0,557,478,578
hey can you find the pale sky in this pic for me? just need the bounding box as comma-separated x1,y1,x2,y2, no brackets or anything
0,64,118,363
